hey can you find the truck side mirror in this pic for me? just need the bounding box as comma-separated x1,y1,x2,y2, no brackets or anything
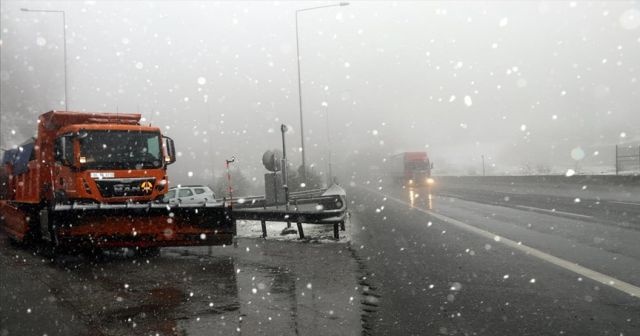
163,136,177,165
54,138,64,163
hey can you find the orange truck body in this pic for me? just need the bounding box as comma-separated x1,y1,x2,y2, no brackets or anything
0,111,233,250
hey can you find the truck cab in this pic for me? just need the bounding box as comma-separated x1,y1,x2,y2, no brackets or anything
52,123,176,204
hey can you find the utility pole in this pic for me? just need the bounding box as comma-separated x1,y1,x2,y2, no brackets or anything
280,125,290,213
325,102,333,185
294,2,349,182
615,145,618,176
281,124,292,231
225,157,235,208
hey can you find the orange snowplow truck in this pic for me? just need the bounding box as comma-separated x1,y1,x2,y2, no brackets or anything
0,111,233,252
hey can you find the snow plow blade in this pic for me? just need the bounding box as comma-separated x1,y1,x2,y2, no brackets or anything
48,203,234,249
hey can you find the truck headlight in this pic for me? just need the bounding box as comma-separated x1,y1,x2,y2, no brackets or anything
426,178,435,185
408,179,414,184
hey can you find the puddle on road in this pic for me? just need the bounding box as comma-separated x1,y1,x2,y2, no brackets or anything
1,237,361,336
175,239,362,335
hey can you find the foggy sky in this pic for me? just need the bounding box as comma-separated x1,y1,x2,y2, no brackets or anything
1,1,639,185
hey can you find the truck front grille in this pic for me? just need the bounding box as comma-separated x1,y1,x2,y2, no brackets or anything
95,178,155,197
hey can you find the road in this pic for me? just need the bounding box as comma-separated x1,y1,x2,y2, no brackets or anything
349,178,640,335
0,236,361,336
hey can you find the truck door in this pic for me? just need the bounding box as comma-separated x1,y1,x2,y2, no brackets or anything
54,135,77,200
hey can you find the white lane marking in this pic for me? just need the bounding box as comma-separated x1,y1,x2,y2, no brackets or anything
610,201,640,206
514,205,593,219
364,187,640,298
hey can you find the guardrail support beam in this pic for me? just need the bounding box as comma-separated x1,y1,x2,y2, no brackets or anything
261,220,267,238
297,221,304,239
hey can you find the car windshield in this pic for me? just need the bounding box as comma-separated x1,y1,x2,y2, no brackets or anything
165,190,176,200
79,130,162,169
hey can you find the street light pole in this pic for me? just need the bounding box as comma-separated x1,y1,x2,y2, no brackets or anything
325,104,333,184
295,2,349,182
21,8,69,111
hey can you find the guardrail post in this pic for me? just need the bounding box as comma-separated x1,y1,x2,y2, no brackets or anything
297,221,304,239
261,219,267,238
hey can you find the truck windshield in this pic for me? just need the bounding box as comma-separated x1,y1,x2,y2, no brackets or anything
79,130,162,169
406,161,430,171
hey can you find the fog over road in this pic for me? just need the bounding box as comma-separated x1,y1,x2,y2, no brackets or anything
349,178,640,335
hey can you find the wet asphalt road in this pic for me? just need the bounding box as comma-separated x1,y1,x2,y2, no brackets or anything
0,237,361,336
349,181,640,335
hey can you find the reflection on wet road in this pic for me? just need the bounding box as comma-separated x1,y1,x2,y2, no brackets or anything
407,186,433,209
0,237,361,336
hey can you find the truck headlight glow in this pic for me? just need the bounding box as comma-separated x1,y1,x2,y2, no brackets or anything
426,178,435,185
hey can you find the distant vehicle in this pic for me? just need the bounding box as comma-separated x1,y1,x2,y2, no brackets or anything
164,185,217,205
386,151,434,187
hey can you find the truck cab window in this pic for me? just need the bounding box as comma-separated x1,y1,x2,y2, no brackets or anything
55,136,74,165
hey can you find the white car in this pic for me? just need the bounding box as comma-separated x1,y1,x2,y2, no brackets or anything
163,185,217,205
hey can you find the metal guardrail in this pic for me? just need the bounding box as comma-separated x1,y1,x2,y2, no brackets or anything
227,185,348,239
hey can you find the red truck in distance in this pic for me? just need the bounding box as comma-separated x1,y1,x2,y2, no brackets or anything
386,151,434,187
